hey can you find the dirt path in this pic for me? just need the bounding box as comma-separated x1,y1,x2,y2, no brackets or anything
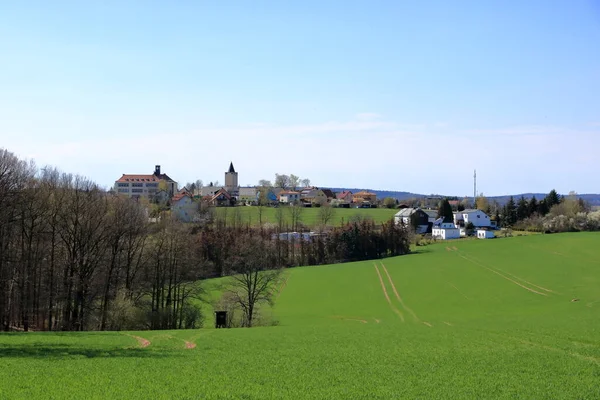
374,264,404,322
457,253,548,296
443,321,453,326
380,263,419,322
127,334,151,348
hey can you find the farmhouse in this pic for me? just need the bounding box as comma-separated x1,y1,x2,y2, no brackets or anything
432,221,460,240
394,208,430,234
454,209,492,228
300,188,327,206
278,190,300,204
353,190,377,205
171,189,198,222
208,188,235,207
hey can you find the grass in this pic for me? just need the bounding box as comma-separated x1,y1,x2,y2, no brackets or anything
1,233,600,399
214,205,397,228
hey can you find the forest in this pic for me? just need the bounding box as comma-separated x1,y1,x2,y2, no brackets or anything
0,149,411,332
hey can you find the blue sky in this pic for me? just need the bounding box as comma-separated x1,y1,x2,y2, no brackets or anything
1,1,599,196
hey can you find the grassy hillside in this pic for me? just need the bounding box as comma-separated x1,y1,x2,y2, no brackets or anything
1,233,599,399
214,206,397,228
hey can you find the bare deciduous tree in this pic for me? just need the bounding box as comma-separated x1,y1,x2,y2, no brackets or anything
288,204,304,231
274,174,290,188
318,202,336,228
289,174,299,190
226,235,282,327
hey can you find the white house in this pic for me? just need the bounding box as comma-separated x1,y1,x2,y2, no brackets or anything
477,229,495,239
171,192,198,222
454,209,492,228
278,191,301,204
432,222,461,240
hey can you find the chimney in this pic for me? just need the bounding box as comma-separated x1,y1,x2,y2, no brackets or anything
155,165,161,175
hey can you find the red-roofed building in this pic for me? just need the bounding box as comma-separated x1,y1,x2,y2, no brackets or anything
336,190,353,204
114,165,178,201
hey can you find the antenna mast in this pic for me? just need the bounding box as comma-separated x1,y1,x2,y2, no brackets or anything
473,169,477,204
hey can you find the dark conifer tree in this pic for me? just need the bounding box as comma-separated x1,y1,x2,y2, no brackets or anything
545,189,561,208
504,196,517,226
516,196,529,221
537,199,549,216
528,196,538,216
437,199,454,223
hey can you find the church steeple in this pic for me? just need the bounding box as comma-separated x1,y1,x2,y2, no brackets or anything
225,161,238,191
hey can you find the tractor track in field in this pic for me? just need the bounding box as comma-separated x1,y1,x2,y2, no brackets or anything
463,253,558,294
515,337,600,365
482,330,600,366
374,264,405,322
331,316,369,324
380,263,420,322
448,282,472,300
126,334,151,348
456,252,548,296
144,334,197,349
276,273,291,300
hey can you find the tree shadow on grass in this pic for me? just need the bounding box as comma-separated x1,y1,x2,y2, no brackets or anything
408,248,433,255
0,344,179,359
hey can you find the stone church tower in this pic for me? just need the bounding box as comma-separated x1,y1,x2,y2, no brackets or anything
225,162,238,192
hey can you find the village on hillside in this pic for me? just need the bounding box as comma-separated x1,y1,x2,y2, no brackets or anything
114,162,498,240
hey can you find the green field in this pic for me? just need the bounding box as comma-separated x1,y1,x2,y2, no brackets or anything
1,233,600,399
214,206,397,227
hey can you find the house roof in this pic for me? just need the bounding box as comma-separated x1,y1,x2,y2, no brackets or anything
171,193,192,203
422,209,438,218
337,190,353,200
154,172,176,182
354,190,376,196
211,188,232,201
321,189,335,198
455,209,488,215
279,190,300,195
239,187,257,196
116,174,160,183
395,208,419,217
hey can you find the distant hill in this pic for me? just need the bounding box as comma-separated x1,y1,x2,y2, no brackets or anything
323,188,600,206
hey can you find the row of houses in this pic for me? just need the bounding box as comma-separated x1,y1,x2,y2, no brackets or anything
394,207,496,240
114,163,380,222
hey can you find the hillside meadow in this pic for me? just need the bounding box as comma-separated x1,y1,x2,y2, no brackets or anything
214,205,398,228
1,233,599,399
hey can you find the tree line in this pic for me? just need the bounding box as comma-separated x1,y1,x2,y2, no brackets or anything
0,149,410,331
